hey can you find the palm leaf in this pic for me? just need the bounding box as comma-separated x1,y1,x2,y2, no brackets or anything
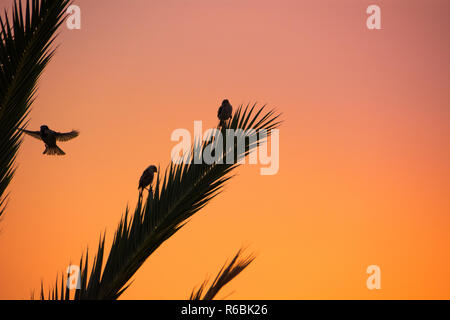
40,103,282,300
0,0,70,218
190,248,255,300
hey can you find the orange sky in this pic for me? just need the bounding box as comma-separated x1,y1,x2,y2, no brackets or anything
0,0,449,299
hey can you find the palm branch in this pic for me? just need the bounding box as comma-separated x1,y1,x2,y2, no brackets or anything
40,104,282,300
190,248,255,300
0,0,70,219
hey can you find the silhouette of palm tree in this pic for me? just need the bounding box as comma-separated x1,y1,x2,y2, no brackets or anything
40,103,281,300
0,0,71,217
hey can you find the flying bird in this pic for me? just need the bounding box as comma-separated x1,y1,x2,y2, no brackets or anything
138,165,157,194
19,125,79,156
217,99,233,127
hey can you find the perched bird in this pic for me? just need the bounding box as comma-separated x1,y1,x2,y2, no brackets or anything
20,125,79,156
138,165,158,194
217,99,233,127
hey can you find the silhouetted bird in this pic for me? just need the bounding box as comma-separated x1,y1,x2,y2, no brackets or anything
217,99,233,127
139,165,157,194
20,125,79,156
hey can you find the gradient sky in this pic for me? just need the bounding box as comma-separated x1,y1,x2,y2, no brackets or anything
0,0,449,299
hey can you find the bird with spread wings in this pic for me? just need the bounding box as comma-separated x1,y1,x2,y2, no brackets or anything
19,125,79,156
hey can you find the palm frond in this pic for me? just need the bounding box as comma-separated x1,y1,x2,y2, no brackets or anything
190,248,255,300
0,0,70,218
41,103,282,300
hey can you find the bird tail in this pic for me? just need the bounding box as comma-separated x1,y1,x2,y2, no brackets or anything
44,145,65,156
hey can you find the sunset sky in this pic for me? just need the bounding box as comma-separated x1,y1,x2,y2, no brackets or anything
0,0,449,299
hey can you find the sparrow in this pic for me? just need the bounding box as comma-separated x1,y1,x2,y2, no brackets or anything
138,165,158,194
19,125,79,156
217,99,233,127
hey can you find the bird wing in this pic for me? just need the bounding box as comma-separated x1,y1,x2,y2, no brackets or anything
138,172,150,189
217,106,223,117
138,175,144,189
54,130,80,142
19,128,42,140
228,104,233,117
